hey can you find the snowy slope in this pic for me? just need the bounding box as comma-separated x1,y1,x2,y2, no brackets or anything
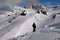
0,5,60,40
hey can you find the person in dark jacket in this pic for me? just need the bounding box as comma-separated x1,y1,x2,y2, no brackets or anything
32,22,36,32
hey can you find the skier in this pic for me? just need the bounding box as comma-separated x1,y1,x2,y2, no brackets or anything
32,22,36,32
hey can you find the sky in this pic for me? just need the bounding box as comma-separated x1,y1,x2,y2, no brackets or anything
39,0,60,6
18,0,60,7
0,0,22,14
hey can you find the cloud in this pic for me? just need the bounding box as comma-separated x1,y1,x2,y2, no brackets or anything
0,0,39,14
0,0,22,14
0,0,22,8
0,0,39,8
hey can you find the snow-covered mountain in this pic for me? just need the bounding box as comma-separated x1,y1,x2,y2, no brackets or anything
0,5,60,40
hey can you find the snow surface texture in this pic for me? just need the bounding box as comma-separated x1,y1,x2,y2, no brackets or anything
0,5,60,40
